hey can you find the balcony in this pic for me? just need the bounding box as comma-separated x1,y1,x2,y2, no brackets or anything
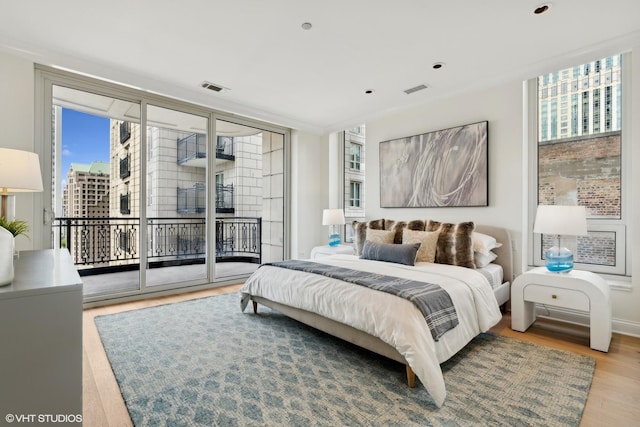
54,216,261,267
177,183,206,214
176,183,234,214
53,216,261,296
176,134,235,167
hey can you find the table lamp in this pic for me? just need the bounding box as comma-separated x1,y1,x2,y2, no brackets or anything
322,209,345,247
0,148,44,221
533,205,587,273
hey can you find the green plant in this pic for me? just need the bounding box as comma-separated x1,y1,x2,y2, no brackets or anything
0,218,30,238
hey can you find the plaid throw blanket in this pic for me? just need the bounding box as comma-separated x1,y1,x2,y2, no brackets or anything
264,260,458,341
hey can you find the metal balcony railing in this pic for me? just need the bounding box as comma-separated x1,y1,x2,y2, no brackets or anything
215,136,234,159
176,133,206,165
53,216,261,275
176,133,235,165
177,183,206,214
216,183,233,212
176,183,234,213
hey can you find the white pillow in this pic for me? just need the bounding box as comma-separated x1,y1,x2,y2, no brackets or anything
474,251,498,268
473,232,503,256
402,229,439,263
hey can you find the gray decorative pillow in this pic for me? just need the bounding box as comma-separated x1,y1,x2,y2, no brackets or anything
352,219,385,255
427,220,476,268
360,240,421,266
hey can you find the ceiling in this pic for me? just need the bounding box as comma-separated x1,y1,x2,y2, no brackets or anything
1,1,639,134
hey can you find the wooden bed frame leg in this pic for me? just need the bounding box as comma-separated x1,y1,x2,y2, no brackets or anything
406,365,415,388
252,300,258,314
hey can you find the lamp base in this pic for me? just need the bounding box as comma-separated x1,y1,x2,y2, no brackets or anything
545,246,574,273
0,194,16,221
328,233,341,247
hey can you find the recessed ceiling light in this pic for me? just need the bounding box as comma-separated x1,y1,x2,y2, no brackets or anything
534,3,551,14
365,89,374,94
301,22,312,30
432,62,445,70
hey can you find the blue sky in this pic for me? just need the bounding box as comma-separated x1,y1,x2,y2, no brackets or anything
61,108,110,177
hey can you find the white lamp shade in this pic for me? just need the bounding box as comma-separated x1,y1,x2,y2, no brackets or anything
322,209,345,226
0,148,44,193
533,205,588,236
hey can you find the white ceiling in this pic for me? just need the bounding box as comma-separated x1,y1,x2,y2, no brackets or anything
1,1,639,134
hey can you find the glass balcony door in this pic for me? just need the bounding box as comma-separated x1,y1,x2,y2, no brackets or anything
145,105,208,287
50,85,142,298
40,68,290,303
213,119,285,279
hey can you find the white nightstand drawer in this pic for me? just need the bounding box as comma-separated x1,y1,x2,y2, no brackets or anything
523,284,590,311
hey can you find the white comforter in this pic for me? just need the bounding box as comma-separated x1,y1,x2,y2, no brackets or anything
240,254,502,407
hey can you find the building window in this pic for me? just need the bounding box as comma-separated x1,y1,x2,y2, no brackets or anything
119,154,131,179
349,181,361,208
120,193,131,215
120,121,131,144
534,53,626,276
349,143,362,170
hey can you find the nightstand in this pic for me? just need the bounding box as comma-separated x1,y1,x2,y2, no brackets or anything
310,244,356,259
511,267,611,352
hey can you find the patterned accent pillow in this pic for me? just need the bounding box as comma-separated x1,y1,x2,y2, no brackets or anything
385,219,427,244
365,229,395,245
352,219,385,255
360,240,421,266
427,220,476,268
402,229,439,263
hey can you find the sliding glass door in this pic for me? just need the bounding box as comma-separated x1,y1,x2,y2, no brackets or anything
214,120,285,279
145,105,209,287
38,66,289,303
51,85,142,298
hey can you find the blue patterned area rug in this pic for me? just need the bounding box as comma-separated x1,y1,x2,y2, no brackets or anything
95,293,595,427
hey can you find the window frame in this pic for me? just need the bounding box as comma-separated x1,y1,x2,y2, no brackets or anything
349,142,362,170
349,181,361,208
529,52,631,277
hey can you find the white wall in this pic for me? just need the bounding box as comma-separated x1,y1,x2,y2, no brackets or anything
0,51,37,252
366,80,524,272
290,130,329,259
365,51,640,336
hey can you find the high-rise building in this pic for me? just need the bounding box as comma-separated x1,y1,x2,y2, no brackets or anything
62,161,110,218
538,55,621,142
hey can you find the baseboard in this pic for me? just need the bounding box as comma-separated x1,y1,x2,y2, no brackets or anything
534,305,640,338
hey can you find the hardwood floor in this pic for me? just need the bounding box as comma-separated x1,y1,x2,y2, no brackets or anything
83,286,640,427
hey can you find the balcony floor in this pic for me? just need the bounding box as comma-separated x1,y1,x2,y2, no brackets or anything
81,262,258,298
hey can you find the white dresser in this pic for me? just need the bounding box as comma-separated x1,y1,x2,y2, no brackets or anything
0,250,83,421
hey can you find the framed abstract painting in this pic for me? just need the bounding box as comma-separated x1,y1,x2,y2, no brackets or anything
379,121,488,208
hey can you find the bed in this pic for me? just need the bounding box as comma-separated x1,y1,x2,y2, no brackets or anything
240,222,513,407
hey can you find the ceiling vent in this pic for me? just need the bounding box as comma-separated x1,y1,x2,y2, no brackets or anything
201,81,225,92
404,84,428,95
